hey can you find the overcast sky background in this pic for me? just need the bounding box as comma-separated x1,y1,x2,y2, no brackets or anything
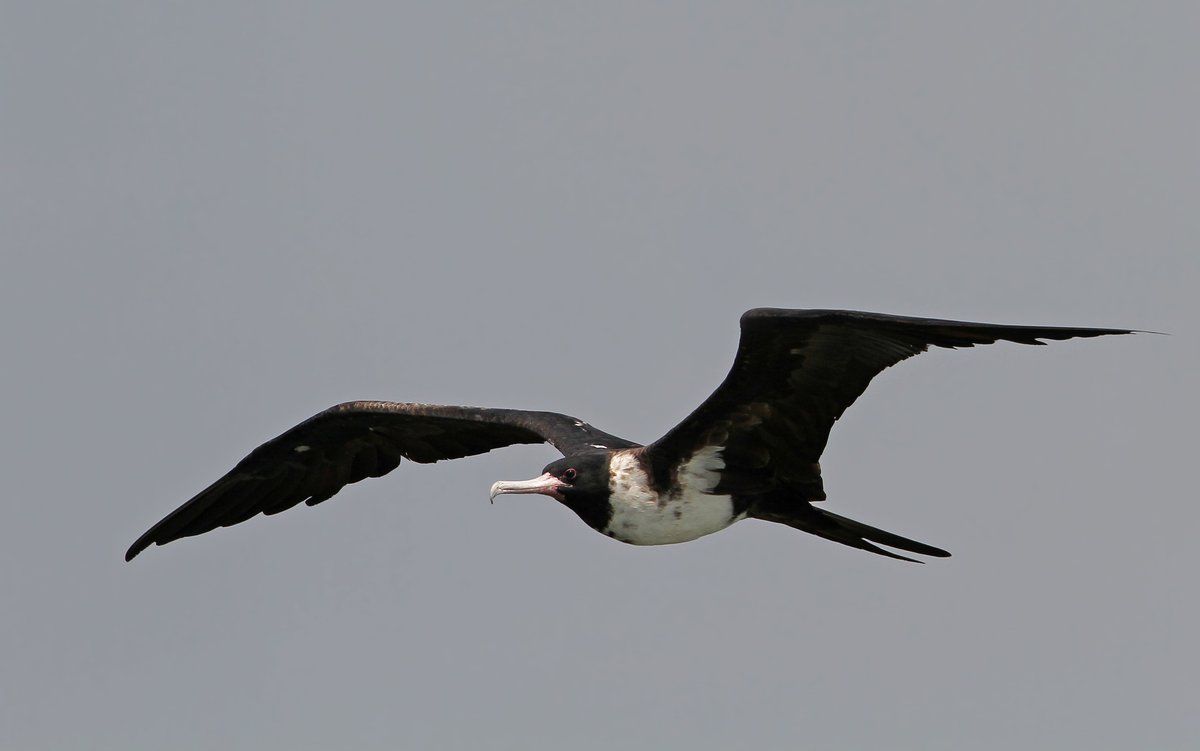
2,3,1196,749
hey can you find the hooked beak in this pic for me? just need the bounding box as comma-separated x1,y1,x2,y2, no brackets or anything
489,472,569,503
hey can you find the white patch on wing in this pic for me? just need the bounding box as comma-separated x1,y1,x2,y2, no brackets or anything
293,445,312,453
605,447,742,545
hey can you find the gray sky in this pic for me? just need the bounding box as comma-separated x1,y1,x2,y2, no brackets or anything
2,3,1196,749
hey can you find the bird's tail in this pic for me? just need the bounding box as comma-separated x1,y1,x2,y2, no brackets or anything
750,502,950,562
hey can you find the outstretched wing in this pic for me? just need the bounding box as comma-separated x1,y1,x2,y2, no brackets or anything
126,401,637,560
643,309,1132,500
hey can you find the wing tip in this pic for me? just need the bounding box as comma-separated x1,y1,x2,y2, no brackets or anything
740,308,1151,341
125,538,149,562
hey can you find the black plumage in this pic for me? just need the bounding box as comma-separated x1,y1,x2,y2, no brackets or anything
127,309,1132,562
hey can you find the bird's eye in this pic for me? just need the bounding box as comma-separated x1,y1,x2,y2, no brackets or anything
563,468,577,482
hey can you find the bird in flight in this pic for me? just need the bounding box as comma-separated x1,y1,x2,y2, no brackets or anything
127,308,1132,563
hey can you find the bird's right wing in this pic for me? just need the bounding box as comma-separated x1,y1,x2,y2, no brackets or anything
126,401,637,560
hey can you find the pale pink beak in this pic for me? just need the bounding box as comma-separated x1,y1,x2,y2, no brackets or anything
489,472,569,503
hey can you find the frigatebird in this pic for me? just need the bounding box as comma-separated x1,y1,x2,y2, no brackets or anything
126,308,1132,562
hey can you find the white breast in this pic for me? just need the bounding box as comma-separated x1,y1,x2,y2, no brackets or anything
605,447,743,545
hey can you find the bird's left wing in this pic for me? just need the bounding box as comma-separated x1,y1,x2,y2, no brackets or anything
642,309,1132,499
126,401,636,560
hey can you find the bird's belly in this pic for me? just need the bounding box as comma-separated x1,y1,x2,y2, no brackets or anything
604,489,742,545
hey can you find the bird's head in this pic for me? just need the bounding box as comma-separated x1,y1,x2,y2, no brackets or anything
489,453,612,529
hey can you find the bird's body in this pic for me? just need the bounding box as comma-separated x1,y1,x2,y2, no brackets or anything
127,308,1134,562
602,447,742,545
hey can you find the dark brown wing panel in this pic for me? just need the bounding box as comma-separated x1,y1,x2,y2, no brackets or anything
645,309,1131,496
126,401,636,560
